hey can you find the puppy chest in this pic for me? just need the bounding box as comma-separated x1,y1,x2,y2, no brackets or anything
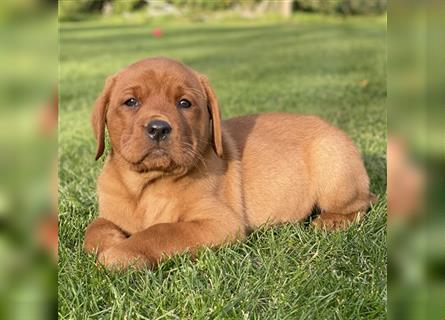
138,194,180,229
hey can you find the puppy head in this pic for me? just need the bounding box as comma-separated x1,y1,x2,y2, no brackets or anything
92,57,222,173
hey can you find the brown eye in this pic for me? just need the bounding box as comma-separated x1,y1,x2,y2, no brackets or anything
176,99,192,108
124,98,139,108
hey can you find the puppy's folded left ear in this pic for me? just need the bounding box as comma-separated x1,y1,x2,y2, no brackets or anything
198,75,223,158
91,75,116,160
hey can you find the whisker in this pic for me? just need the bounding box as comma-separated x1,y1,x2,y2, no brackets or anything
180,142,208,173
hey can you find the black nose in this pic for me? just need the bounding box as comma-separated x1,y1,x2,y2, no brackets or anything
146,120,172,142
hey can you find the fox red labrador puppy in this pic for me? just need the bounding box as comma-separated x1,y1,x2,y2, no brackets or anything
84,57,376,269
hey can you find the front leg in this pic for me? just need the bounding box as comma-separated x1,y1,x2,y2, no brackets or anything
99,219,244,269
84,218,128,255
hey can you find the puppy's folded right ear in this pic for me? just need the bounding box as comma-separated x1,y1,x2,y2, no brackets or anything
197,75,223,158
91,75,116,160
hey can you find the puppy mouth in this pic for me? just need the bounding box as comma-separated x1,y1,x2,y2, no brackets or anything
123,142,197,173
149,148,168,156
122,146,173,173
138,147,170,162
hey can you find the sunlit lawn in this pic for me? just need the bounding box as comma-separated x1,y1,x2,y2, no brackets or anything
59,14,386,319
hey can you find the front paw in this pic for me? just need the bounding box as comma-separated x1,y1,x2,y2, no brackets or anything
98,246,148,270
84,233,126,255
84,219,128,255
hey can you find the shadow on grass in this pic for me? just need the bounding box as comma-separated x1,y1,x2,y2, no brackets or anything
364,153,386,195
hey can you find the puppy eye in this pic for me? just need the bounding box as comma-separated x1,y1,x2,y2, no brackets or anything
176,99,192,109
123,98,139,108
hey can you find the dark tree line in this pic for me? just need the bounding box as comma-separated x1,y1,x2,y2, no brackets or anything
60,0,386,20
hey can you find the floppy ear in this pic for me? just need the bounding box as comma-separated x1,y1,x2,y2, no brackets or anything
91,75,116,160
199,75,223,158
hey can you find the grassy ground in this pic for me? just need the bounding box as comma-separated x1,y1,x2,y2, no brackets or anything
59,15,387,319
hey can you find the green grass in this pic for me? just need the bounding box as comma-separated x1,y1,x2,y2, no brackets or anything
59,15,387,319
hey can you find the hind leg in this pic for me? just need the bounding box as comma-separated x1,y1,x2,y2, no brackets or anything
312,193,376,229
309,128,377,229
311,154,376,230
312,210,366,229
312,187,376,230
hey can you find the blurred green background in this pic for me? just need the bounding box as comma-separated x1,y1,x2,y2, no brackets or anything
388,1,445,319
0,0,57,319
